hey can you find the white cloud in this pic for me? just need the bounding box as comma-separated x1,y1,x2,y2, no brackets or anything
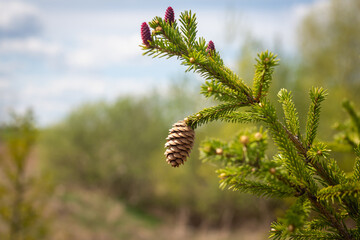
0,1,38,27
0,1,324,126
0,37,61,56
0,1,41,38
65,34,141,69
0,78,10,89
14,74,158,125
22,77,106,98
294,0,330,19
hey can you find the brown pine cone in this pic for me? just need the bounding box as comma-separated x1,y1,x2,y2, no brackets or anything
164,120,195,167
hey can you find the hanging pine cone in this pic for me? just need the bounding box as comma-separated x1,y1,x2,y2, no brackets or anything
164,120,195,167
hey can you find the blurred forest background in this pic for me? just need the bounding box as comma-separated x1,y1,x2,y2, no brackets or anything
0,0,360,239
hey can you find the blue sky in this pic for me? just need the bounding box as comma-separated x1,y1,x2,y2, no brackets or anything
0,0,326,126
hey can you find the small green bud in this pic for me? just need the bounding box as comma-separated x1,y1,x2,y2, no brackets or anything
240,135,249,145
215,148,223,155
203,145,212,153
219,173,227,179
254,132,263,140
287,224,295,232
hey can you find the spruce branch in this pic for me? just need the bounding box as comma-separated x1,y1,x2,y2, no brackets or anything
184,56,253,101
342,100,360,136
140,7,358,239
217,111,262,124
270,222,341,240
220,176,296,198
150,17,188,54
179,10,197,49
317,182,360,202
253,101,317,191
281,119,359,225
201,80,247,102
289,231,342,240
253,51,279,101
278,88,301,137
306,193,352,240
187,102,250,129
353,146,360,181
305,87,328,149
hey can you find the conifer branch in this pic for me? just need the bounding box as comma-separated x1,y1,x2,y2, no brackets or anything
288,231,341,240
253,102,317,191
305,87,328,149
353,146,360,181
278,89,301,137
253,51,279,101
270,222,341,240
342,100,360,136
221,177,295,198
187,102,250,129
317,182,360,202
140,7,359,239
307,193,352,240
201,80,248,102
218,111,262,124
188,59,253,102
281,121,360,224
179,10,197,49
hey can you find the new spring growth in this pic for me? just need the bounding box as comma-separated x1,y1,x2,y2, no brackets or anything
141,22,152,46
164,7,175,25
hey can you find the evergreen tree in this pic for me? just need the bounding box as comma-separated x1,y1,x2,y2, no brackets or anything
140,7,360,239
0,111,49,240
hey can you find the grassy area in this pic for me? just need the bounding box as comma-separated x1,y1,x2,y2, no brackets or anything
48,186,269,240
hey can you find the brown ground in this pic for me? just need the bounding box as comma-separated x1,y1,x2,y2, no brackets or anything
48,186,270,240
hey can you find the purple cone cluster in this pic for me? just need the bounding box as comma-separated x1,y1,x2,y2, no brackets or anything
206,40,215,54
141,7,176,45
141,22,151,46
164,7,175,25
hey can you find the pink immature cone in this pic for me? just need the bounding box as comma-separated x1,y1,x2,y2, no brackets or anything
141,22,151,46
206,40,215,54
164,7,175,25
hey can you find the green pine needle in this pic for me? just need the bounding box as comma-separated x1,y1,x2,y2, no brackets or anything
278,88,300,137
305,87,328,148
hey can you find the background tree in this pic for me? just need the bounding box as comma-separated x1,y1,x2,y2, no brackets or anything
296,0,360,139
0,111,49,240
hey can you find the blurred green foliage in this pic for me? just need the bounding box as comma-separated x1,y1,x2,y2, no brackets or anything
0,111,49,240
298,0,360,96
39,81,279,228
296,0,360,139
